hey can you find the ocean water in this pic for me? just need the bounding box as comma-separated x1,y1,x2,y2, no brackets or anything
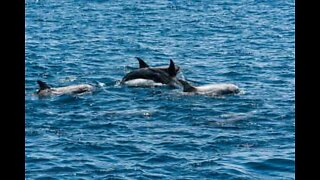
25,0,295,179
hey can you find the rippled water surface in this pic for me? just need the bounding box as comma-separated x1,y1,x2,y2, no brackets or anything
25,0,295,179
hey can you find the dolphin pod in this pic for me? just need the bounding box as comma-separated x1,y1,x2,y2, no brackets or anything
35,57,240,97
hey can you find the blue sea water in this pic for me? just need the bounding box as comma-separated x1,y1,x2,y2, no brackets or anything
25,0,295,179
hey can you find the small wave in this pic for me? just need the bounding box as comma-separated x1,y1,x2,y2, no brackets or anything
145,154,187,164
188,158,220,168
244,158,295,172
57,76,77,83
102,109,156,118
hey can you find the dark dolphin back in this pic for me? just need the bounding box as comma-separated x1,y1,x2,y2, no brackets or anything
37,80,51,90
121,68,172,84
135,57,180,75
136,57,149,68
168,59,178,77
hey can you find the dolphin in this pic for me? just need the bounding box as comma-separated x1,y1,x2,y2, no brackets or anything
178,79,240,96
121,59,182,87
136,57,180,75
35,80,94,96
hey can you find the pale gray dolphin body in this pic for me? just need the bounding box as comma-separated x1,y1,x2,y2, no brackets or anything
178,79,240,96
36,80,94,96
121,58,181,87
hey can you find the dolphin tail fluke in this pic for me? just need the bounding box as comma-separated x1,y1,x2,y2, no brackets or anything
168,59,177,77
178,79,197,92
136,57,149,68
37,80,51,90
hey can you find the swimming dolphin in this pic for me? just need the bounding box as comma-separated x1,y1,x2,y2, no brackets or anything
35,80,94,96
121,59,182,87
178,79,240,96
136,57,180,75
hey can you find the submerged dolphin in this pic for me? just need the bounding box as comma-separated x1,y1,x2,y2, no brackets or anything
121,58,182,87
178,79,240,96
35,80,94,96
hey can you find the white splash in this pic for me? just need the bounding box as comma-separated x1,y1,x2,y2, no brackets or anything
123,79,165,87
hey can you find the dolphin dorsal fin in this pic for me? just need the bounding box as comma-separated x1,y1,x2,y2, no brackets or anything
37,80,51,90
178,79,197,92
168,59,177,77
136,57,149,68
